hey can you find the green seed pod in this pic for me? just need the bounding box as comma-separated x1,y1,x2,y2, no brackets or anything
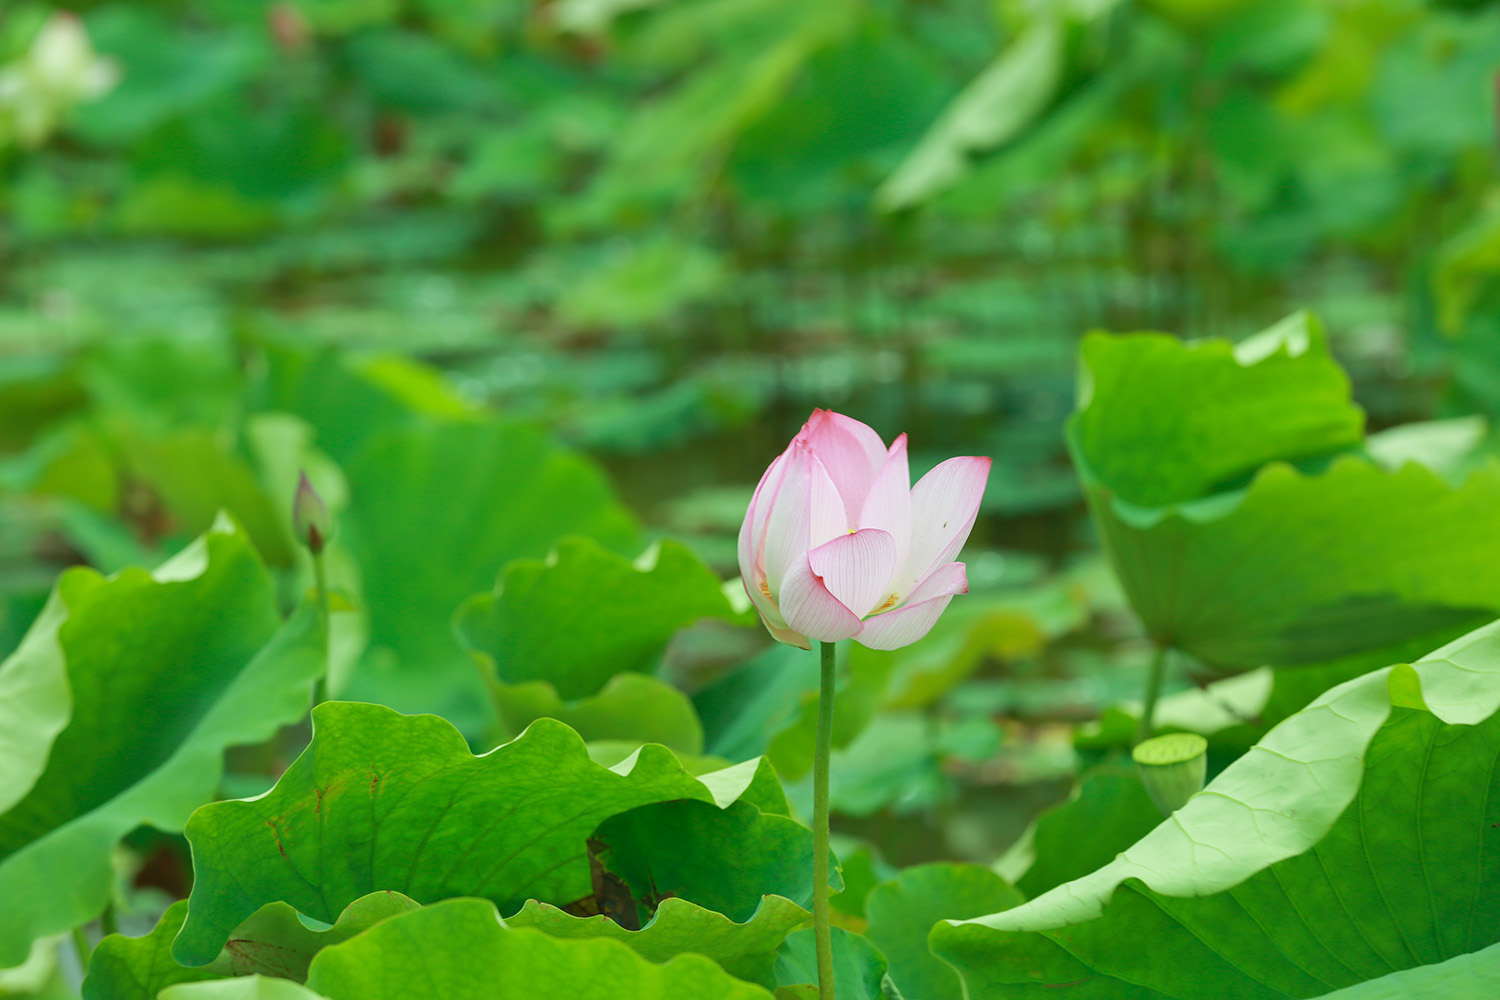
1132,732,1208,816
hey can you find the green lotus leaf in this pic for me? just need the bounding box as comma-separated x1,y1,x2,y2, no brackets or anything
505,765,822,986
84,902,216,1000
456,535,746,751
159,977,325,1000
931,616,1500,997
174,702,797,966
338,420,641,726
1310,940,1500,999
115,427,294,566
864,864,1023,1000
458,536,744,701
1015,765,1160,899
84,892,419,1000
508,895,810,988
595,797,825,925
491,673,707,756
773,927,887,1000
304,898,773,999
0,517,324,968
1068,314,1500,670
0,593,70,819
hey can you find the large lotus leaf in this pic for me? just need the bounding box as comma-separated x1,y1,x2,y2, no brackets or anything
302,897,772,999
1070,316,1363,508
1068,318,1500,669
160,977,324,1000
0,517,324,968
594,798,828,924
931,616,1500,998
84,892,419,1000
1311,941,1500,999
864,864,1023,1000
692,642,893,781
114,426,295,567
174,702,790,966
338,420,641,726
695,644,817,762
456,534,743,705
1015,765,1161,899
0,594,69,818
507,895,810,988
84,902,217,999
252,348,477,468
506,776,825,986
491,672,706,755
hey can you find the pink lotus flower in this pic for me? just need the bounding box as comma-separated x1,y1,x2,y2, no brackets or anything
738,410,991,650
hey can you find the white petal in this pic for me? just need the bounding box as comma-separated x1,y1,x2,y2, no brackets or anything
762,444,814,597
780,555,865,642
857,434,911,587
855,563,969,650
807,528,899,620
901,457,990,599
804,409,887,515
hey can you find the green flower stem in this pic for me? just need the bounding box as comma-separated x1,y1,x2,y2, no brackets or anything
100,900,117,938
311,548,332,706
813,639,837,1000
1137,643,1169,744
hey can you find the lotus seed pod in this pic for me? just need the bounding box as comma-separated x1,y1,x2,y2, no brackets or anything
1133,732,1208,816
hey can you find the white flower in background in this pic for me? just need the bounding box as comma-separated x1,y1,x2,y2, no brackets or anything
0,12,120,148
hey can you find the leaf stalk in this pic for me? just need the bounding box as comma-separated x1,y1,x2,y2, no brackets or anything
1137,643,1170,744
311,548,331,706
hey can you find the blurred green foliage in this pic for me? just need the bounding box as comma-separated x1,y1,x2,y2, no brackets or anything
2,4,1500,989
2,0,1497,490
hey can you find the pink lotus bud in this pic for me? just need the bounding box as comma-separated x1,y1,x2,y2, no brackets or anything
293,470,332,555
738,410,991,650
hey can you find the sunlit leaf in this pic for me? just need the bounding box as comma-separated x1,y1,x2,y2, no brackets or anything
1070,315,1500,670
84,893,419,1000
159,976,325,1000
508,895,809,988
933,616,1500,996
304,898,774,999
0,517,323,967
173,702,790,966
339,420,640,726
457,536,742,702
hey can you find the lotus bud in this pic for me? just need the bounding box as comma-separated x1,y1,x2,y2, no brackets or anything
738,409,991,651
293,471,332,556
